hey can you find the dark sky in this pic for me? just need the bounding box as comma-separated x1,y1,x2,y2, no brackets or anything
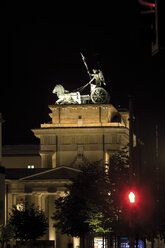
1,0,165,170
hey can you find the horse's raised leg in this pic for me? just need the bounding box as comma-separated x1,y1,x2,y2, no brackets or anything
55,99,61,104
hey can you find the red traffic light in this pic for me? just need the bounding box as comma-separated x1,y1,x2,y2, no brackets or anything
138,0,155,14
124,189,140,207
123,187,155,222
128,191,136,203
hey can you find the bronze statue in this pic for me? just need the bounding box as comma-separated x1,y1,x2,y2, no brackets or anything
52,54,110,105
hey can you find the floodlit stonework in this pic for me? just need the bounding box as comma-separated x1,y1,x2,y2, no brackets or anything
3,104,130,248
32,104,129,169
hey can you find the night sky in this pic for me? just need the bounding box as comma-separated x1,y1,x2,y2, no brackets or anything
1,1,165,169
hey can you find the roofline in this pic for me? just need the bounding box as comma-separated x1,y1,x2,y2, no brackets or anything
32,126,129,132
20,179,72,183
19,166,81,181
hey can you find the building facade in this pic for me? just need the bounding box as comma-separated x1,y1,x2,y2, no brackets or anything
3,104,130,248
0,113,5,225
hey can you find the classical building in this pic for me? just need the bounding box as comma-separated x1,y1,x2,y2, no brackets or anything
0,165,5,225
0,113,5,225
3,103,130,248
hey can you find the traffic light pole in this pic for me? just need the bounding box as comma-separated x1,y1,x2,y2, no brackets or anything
129,95,134,185
129,96,135,248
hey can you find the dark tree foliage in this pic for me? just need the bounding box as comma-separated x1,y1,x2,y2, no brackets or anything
9,202,48,241
52,151,130,237
53,161,108,237
52,148,161,244
0,223,15,248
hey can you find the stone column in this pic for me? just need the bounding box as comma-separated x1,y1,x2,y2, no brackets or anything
40,151,53,168
48,195,56,241
105,151,110,165
73,237,80,248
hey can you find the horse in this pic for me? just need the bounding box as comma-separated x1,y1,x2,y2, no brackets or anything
52,84,81,105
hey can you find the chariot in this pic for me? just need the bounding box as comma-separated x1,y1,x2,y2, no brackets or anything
53,82,110,105
52,54,110,105
75,80,110,104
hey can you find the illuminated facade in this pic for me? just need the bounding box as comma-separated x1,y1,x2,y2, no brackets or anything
32,104,129,169
0,113,5,225
3,104,130,248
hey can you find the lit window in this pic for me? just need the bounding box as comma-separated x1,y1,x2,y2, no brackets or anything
27,165,35,169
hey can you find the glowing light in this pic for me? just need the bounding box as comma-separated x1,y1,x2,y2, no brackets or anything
128,191,135,203
138,0,155,8
16,203,24,211
138,0,155,14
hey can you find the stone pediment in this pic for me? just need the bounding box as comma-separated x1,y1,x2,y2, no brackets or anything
20,166,81,181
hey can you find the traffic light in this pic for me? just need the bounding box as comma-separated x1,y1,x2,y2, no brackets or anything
138,0,155,14
138,0,158,45
124,189,139,207
122,186,155,225
128,191,136,204
122,189,141,223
